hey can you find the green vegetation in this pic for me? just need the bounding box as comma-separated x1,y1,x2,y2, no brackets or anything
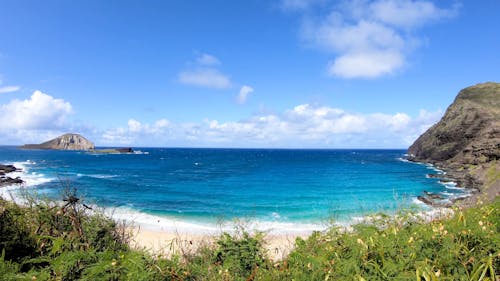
485,161,500,188
457,82,500,112
1,191,499,280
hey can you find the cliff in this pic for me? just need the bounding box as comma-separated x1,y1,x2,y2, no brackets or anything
408,82,500,203
21,133,95,151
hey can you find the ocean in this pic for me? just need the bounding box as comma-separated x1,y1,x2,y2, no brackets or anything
0,146,469,234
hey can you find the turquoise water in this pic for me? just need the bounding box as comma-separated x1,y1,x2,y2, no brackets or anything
0,147,466,232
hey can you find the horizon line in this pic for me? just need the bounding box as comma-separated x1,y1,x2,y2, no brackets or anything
0,144,410,150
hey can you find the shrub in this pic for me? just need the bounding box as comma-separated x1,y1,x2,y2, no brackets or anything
0,199,37,262
212,231,267,277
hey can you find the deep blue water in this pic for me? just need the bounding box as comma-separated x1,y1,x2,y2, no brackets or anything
0,147,465,231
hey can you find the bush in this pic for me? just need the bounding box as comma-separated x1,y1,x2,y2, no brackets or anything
213,231,267,277
0,199,37,262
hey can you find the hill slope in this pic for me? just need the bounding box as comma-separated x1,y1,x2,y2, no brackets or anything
408,82,500,203
21,133,95,150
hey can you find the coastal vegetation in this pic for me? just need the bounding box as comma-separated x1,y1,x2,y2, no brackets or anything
1,191,498,280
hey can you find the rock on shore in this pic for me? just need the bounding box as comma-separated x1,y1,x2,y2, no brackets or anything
21,133,95,151
0,164,23,187
408,82,500,205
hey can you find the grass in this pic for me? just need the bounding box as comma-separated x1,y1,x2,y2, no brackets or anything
0,189,499,280
485,161,500,188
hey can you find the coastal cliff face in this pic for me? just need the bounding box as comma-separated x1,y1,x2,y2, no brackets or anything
22,133,95,151
408,82,500,202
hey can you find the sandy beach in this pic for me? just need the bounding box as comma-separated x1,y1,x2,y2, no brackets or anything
128,227,308,261
126,204,460,261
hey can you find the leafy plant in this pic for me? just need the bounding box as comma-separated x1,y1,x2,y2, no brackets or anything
213,230,267,277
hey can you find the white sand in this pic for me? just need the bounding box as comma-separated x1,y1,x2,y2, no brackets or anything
128,227,308,261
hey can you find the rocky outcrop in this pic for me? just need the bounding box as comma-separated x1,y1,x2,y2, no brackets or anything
0,164,23,187
0,165,18,176
21,133,95,151
91,147,134,154
115,147,134,153
408,82,500,204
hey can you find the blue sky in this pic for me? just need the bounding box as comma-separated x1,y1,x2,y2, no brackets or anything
0,0,498,148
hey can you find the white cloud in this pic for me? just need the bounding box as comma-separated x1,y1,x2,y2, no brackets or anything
100,103,442,148
197,53,220,66
179,68,231,89
125,118,170,134
101,118,171,145
101,127,131,145
0,90,72,130
154,119,170,129
0,91,442,148
0,90,75,144
0,85,21,94
0,76,21,94
1,130,68,146
179,53,233,89
328,50,404,78
127,119,142,133
237,85,254,104
403,108,442,142
301,0,458,78
370,0,458,28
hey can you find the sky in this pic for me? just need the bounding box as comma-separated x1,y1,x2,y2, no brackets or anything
0,0,498,148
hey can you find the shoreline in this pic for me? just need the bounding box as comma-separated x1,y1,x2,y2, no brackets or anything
406,156,497,208
125,205,456,261
107,203,325,235
405,158,478,207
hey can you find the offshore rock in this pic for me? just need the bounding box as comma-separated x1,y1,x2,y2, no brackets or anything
0,164,18,176
0,164,23,187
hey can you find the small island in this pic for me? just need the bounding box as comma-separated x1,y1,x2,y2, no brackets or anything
21,133,135,154
21,133,95,151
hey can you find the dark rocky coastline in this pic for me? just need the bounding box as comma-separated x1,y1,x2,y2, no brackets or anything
0,164,24,187
408,82,500,207
91,147,135,154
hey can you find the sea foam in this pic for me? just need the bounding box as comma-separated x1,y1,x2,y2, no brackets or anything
105,206,323,235
0,160,55,201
